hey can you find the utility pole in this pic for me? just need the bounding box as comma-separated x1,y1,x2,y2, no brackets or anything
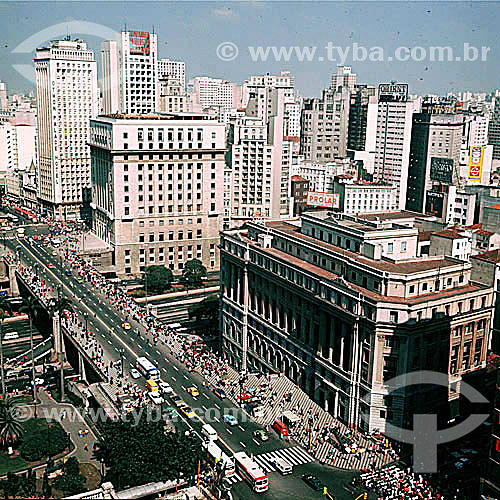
58,286,65,402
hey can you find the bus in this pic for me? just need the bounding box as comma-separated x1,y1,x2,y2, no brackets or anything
202,441,235,477
233,451,268,493
135,357,160,381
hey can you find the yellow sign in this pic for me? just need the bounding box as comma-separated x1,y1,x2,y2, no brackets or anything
468,146,484,182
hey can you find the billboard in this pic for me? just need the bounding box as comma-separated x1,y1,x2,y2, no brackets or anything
425,191,445,218
378,83,408,103
129,31,150,56
306,191,340,209
468,146,484,182
430,157,454,183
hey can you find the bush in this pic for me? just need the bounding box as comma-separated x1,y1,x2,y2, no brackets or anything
46,423,70,457
53,472,86,495
128,289,146,298
19,433,46,461
19,420,70,461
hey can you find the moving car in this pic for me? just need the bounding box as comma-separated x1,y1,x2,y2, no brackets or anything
180,406,196,419
148,392,164,406
213,387,226,399
130,368,141,379
302,474,323,491
223,414,238,426
122,322,131,330
159,381,173,394
51,250,57,256
65,270,72,276
253,430,269,442
48,264,56,270
76,278,84,284
187,386,199,398
272,457,293,475
174,398,188,408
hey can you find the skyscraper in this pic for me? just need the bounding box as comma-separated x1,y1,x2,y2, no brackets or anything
488,98,500,160
0,80,7,110
101,31,158,115
34,39,98,220
373,83,418,210
158,58,186,89
330,65,357,92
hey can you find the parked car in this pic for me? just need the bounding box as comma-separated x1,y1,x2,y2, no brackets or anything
187,386,199,398
121,322,131,330
213,387,226,399
180,406,196,419
223,414,238,426
148,392,164,406
302,474,323,491
130,368,141,379
159,381,173,394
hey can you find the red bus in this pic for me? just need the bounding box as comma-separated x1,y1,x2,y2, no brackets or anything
12,205,38,223
233,451,268,493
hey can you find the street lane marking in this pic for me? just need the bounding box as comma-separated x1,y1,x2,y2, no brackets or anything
171,376,176,381
181,385,186,391
226,428,232,435
201,405,207,411
213,416,219,422
162,367,168,372
107,340,112,345
173,365,178,371
238,425,245,432
215,404,221,409
239,441,246,448
203,394,209,400
252,439,260,446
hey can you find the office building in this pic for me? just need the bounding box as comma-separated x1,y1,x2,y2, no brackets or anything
406,113,463,214
158,76,186,113
373,84,418,210
188,77,241,112
489,99,500,161
35,38,98,220
291,175,310,216
0,122,36,181
347,86,378,152
101,31,158,115
220,211,493,431
89,113,225,275
334,177,394,215
0,81,6,110
301,86,350,161
330,66,357,92
158,58,186,89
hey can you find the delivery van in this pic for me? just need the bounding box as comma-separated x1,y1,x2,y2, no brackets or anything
201,423,218,442
146,379,159,392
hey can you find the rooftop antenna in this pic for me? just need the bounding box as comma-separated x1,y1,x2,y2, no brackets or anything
152,24,155,34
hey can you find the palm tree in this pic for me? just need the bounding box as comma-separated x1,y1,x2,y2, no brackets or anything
0,297,12,399
20,297,43,410
48,294,73,402
0,397,24,448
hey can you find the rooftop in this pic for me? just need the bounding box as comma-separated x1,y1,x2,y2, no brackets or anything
263,220,461,275
356,210,426,221
473,248,500,263
98,112,214,121
432,229,466,240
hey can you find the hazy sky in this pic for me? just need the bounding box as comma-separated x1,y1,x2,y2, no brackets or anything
1,1,499,97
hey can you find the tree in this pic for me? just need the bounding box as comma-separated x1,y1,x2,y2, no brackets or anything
53,456,86,495
20,467,37,498
94,418,205,490
2,472,21,499
48,294,73,402
19,420,70,461
0,398,25,448
188,294,219,331
143,266,173,295
182,259,207,288
0,297,12,398
19,296,43,407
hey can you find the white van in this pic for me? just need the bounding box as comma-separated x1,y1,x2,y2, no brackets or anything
201,423,218,442
272,457,293,475
3,332,19,340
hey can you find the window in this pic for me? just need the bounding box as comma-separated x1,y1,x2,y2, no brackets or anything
401,241,407,252
389,311,398,323
387,243,393,253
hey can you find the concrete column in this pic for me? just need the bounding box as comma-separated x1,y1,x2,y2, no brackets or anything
78,352,87,383
52,314,61,361
8,265,19,297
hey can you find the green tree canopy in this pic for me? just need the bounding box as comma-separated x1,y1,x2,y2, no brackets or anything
188,294,219,325
94,419,205,490
143,266,174,295
0,398,25,448
182,259,207,288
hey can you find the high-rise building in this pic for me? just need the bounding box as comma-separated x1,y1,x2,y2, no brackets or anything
0,123,36,180
330,65,357,92
373,84,418,210
347,85,377,151
158,76,186,113
300,87,350,161
158,58,186,89
488,98,500,160
0,81,7,110
188,77,241,112
34,39,98,220
101,31,158,115
406,113,463,214
220,211,493,430
89,113,225,275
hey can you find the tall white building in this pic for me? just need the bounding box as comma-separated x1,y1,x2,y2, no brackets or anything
101,31,158,115
0,81,7,110
460,114,489,165
330,66,357,92
158,58,186,89
34,39,98,220
0,123,37,178
158,76,186,113
188,77,242,112
373,86,418,210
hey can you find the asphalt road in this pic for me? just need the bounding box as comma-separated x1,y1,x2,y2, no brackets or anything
5,227,364,500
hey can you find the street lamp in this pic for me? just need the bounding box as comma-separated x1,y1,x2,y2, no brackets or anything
83,312,88,339
118,348,124,379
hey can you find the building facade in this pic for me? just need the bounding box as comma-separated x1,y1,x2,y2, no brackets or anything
220,212,493,431
158,76,186,113
188,77,241,112
89,113,225,276
101,31,158,115
35,39,98,220
158,58,186,89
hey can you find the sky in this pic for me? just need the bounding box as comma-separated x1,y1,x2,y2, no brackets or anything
0,1,499,98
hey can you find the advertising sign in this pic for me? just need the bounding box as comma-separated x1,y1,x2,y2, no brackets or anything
425,191,445,218
468,146,484,182
378,83,409,103
430,157,454,183
129,31,150,56
306,191,340,209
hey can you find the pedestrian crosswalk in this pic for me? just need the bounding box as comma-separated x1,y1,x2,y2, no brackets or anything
224,446,314,484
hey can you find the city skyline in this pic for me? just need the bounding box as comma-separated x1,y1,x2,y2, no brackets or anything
1,1,499,97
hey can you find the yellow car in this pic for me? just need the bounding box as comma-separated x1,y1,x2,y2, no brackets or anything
122,322,131,330
180,405,196,419
187,386,199,398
